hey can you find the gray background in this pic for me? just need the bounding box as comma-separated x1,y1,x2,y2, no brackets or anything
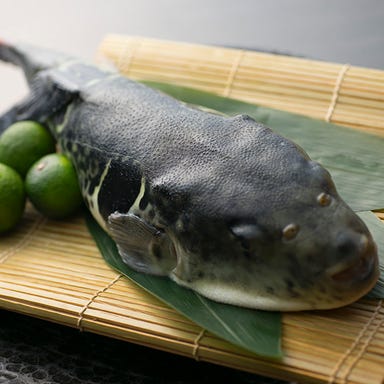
1,0,383,113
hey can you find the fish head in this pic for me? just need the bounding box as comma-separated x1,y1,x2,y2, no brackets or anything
167,159,379,311
242,159,380,311
253,183,379,311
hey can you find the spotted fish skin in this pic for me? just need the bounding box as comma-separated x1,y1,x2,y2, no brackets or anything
0,41,379,311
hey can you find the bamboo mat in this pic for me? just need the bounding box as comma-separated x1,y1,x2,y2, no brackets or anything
1,205,383,384
98,35,384,137
0,36,384,384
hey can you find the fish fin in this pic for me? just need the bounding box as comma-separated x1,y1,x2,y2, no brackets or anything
107,212,176,276
0,107,20,133
0,40,72,79
0,72,78,132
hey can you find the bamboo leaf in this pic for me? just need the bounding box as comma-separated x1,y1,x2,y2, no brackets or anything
144,81,384,212
85,212,282,359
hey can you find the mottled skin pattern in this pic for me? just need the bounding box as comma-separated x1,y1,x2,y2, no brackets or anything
0,42,379,311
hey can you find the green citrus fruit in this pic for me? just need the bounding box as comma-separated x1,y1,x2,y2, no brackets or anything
0,163,26,233
25,153,83,219
0,121,56,177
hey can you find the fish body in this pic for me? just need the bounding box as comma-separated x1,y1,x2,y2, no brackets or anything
0,41,379,311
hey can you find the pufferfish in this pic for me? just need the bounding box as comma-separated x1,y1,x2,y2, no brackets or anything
0,40,379,311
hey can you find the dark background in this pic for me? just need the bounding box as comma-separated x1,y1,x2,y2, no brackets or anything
0,1,383,383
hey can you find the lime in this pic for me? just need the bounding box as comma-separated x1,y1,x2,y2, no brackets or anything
0,163,26,233
0,121,56,177
25,153,83,219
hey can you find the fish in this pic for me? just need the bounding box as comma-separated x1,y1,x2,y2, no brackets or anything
0,40,379,311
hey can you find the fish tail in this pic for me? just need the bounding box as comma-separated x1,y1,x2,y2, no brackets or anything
0,38,19,66
0,39,72,133
0,39,72,82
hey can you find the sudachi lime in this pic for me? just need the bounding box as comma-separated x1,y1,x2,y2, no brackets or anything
0,120,56,177
25,153,83,219
0,163,26,233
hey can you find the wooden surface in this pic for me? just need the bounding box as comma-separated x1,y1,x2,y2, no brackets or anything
1,36,384,384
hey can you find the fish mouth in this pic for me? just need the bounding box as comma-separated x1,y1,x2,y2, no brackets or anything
326,239,379,287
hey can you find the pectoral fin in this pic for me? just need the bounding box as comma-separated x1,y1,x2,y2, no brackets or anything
107,212,176,276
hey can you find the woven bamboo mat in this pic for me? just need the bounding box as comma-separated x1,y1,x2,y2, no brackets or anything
1,35,384,384
1,205,383,384
98,35,384,137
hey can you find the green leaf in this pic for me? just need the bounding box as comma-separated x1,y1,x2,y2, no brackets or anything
359,211,384,299
85,212,282,359
143,81,384,212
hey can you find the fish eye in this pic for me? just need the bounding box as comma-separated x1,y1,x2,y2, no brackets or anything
317,192,332,207
282,223,299,240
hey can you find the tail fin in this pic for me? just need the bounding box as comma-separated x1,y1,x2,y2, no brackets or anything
0,39,72,83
